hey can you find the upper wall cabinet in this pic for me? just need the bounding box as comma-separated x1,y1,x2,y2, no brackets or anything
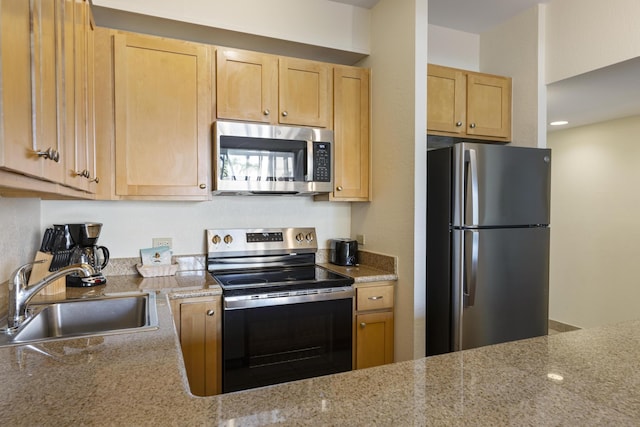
96,31,212,200
427,64,512,142
62,0,98,192
323,65,370,201
216,48,332,128
215,49,277,124
0,0,95,198
0,0,62,182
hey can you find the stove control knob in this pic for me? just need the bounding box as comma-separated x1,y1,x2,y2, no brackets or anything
305,233,314,242
211,235,221,245
223,234,233,244
295,233,304,242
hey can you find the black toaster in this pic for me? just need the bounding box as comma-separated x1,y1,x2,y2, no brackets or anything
329,238,358,266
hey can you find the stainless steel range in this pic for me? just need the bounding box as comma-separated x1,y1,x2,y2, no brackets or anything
207,227,355,393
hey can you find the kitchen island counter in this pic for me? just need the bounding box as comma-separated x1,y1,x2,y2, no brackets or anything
1,272,639,425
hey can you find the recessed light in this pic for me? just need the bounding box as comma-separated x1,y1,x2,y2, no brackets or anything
547,373,564,382
550,120,568,126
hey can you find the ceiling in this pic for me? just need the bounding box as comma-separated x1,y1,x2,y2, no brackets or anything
331,0,640,133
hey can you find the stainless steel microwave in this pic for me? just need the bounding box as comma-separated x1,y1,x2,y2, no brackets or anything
213,121,334,196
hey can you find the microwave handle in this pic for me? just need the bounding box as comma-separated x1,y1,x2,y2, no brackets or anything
306,140,314,182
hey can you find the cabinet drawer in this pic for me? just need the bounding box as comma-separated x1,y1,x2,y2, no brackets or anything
357,285,394,311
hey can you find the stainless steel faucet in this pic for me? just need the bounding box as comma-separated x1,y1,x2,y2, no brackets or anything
5,262,96,331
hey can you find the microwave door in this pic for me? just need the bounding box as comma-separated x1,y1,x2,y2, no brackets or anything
220,152,237,181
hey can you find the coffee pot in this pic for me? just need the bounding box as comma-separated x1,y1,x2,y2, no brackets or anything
66,223,110,287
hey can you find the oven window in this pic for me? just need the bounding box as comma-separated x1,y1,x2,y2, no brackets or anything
223,298,352,393
219,136,307,182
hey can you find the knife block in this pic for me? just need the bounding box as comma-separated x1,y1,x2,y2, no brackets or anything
28,251,66,297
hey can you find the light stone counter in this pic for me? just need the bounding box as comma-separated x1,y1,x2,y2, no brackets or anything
1,271,640,425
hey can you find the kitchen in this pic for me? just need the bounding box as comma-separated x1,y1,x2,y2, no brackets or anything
2,0,640,423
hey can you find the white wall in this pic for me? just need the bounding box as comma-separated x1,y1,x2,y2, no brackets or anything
352,0,428,362
41,198,350,258
93,0,371,56
427,25,479,71
545,0,640,84
480,5,547,148
548,115,640,328
0,198,41,283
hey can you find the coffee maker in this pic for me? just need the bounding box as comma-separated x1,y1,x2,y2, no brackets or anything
66,223,110,287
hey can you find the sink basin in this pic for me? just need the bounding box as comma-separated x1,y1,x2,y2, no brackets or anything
0,292,158,347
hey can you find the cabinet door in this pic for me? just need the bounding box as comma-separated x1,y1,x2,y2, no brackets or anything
216,48,277,123
1,0,63,180
279,58,331,128
466,73,512,139
332,66,370,201
180,299,221,396
427,64,466,134
356,311,394,370
0,0,36,176
113,33,211,198
59,0,96,193
33,0,66,183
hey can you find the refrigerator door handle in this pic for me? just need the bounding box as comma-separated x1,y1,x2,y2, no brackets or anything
467,148,479,226
464,230,479,307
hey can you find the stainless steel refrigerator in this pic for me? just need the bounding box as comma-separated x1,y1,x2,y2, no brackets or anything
426,142,551,356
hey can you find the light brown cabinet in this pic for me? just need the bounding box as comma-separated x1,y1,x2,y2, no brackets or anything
216,48,277,124
0,0,96,198
326,65,370,201
63,0,98,192
1,0,42,179
216,47,332,128
0,0,62,182
171,296,221,397
354,282,394,370
100,31,212,200
427,64,512,141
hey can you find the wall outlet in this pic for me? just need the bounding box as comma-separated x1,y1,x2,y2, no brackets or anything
356,234,366,245
152,237,172,249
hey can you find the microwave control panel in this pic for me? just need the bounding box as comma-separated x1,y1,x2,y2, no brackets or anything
313,142,331,182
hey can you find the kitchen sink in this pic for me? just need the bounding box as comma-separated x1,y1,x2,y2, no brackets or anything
0,292,158,348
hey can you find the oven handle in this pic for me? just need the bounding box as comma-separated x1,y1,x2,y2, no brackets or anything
224,287,354,310
209,254,315,271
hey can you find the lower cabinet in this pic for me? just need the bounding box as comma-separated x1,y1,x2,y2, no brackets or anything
354,281,395,370
171,296,221,397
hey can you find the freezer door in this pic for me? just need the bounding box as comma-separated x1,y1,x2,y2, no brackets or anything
451,227,549,351
452,143,551,227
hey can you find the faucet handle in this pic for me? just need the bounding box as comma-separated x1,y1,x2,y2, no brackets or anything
9,260,47,291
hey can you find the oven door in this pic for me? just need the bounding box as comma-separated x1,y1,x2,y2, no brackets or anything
222,295,353,393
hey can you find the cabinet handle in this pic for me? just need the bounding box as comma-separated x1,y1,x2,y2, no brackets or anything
199,183,206,189
281,111,288,117
75,169,90,179
456,121,463,127
263,109,270,116
336,186,343,191
206,309,215,316
360,322,366,328
368,296,383,300
36,147,60,162
89,176,100,184
469,123,476,129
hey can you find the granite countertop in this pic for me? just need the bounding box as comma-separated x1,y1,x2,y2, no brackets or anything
1,271,640,425
319,263,398,283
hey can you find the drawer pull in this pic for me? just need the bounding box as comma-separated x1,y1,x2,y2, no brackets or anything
368,296,383,301
206,310,215,316
360,322,366,328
